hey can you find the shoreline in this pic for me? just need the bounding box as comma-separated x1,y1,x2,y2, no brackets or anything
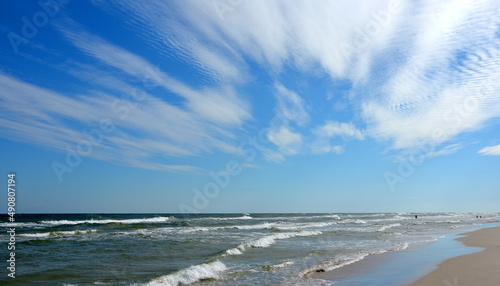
410,224,500,286
310,222,500,285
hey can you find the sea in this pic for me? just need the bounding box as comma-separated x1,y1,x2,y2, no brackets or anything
1,212,498,286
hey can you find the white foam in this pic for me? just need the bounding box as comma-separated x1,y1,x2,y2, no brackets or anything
224,247,244,256
41,217,172,226
20,232,51,238
304,242,410,277
178,222,282,233
196,215,253,221
393,215,411,221
326,214,341,220
308,214,341,220
20,229,98,238
276,221,337,230
216,214,253,220
248,231,322,249
0,222,39,227
263,261,294,270
234,222,276,230
377,223,401,232
221,231,322,257
339,219,368,224
142,260,226,286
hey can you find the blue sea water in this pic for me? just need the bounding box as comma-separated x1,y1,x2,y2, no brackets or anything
0,212,498,285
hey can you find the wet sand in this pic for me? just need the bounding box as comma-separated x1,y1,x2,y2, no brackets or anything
309,223,500,285
410,225,500,286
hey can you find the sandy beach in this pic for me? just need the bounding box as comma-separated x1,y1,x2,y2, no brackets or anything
309,223,500,285
410,225,500,286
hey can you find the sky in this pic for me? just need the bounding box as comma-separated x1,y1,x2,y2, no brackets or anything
0,0,499,213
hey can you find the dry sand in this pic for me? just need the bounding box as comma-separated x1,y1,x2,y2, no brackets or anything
410,225,500,286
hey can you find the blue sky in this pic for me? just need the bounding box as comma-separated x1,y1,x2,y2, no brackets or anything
1,0,500,213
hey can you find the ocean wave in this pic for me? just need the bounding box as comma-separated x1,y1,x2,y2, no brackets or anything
0,222,40,227
250,231,322,248
193,214,252,221
224,246,245,256
393,215,412,221
20,229,98,238
303,242,409,277
178,222,276,233
222,231,322,257
233,222,276,230
219,214,253,220
262,261,294,271
275,221,337,230
141,260,226,286
40,217,173,226
177,226,227,233
338,219,368,224
161,220,336,234
303,252,368,278
307,214,341,220
0,217,174,229
377,223,401,232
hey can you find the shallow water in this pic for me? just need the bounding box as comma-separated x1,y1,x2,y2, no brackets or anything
0,213,498,285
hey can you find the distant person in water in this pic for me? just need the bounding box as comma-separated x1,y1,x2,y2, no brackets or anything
415,215,418,219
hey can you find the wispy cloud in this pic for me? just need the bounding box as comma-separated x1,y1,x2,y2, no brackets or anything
262,149,286,164
92,0,500,158
478,144,500,156
94,0,402,81
3,0,500,174
360,0,500,152
314,121,364,140
267,127,303,155
311,121,364,155
0,20,255,171
57,22,251,126
0,72,240,171
274,83,309,127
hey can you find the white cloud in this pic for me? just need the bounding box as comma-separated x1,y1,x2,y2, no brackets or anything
274,83,309,126
91,0,247,83
0,66,244,171
92,0,500,156
262,149,286,164
478,144,500,156
361,0,500,151
311,121,363,155
267,127,302,155
314,121,365,140
95,0,403,81
4,0,500,173
311,144,344,155
58,24,251,127
392,143,463,162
